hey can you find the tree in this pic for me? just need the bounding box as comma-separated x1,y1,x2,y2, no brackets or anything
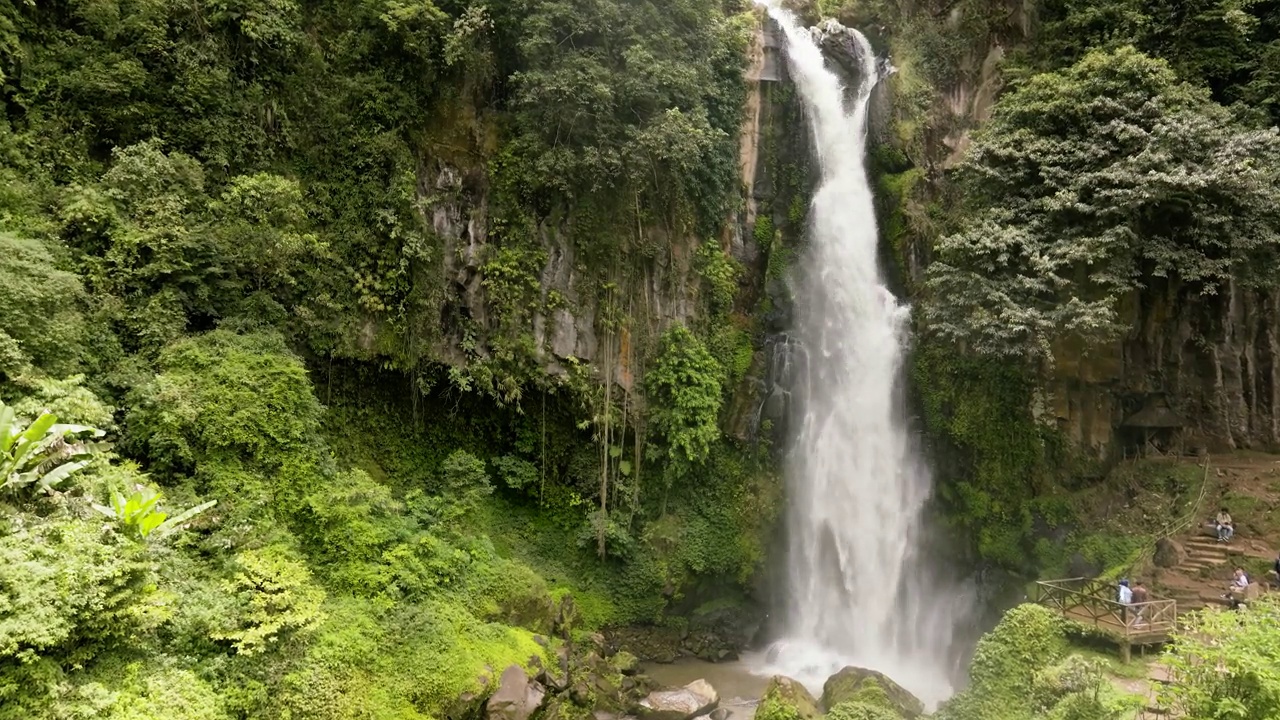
1159,598,1280,719
925,47,1280,359
645,325,723,488
0,234,88,380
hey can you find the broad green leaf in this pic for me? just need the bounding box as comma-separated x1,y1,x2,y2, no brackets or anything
138,511,167,538
20,413,57,443
153,499,218,539
0,404,16,452
35,460,88,492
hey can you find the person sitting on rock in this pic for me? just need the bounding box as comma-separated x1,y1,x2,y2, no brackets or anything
1272,552,1280,588
1231,567,1249,590
1222,567,1250,609
1216,508,1234,542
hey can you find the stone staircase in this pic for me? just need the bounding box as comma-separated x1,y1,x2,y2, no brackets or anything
1180,535,1231,575
1158,533,1233,612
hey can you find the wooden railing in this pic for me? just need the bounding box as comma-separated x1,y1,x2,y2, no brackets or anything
1034,578,1178,638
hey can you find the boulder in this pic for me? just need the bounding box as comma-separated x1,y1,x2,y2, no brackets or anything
488,665,547,720
539,646,570,692
542,697,593,720
754,676,820,720
611,650,641,676
636,679,719,720
824,701,901,720
1153,537,1186,568
820,667,923,719
605,626,686,663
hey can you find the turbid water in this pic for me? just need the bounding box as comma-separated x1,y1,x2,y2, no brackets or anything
749,2,976,710
642,660,769,720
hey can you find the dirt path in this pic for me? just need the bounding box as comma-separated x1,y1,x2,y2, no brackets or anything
1144,453,1280,612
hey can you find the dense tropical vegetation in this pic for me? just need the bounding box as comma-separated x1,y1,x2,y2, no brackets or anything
5,0,1280,717
0,0,777,717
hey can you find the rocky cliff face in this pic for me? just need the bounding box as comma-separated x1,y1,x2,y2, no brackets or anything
406,14,791,412
1048,280,1280,460
420,155,702,391
859,0,1280,466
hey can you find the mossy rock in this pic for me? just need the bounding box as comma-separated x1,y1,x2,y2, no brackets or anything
826,701,903,720
542,696,595,720
755,675,821,720
611,650,640,676
820,667,922,719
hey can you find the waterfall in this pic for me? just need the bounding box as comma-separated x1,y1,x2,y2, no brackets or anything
750,4,974,710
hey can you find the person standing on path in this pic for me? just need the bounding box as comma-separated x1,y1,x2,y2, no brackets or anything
1130,581,1149,626
1117,579,1133,624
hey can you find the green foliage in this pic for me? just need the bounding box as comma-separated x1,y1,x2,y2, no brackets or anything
211,544,326,656
937,605,1142,720
646,325,723,483
0,517,151,716
440,448,494,504
279,596,548,720
1,400,107,496
937,604,1068,720
969,604,1068,693
755,676,821,720
0,233,88,379
1033,0,1280,124
493,454,538,491
510,0,747,234
1159,598,1280,719
91,485,216,542
0,3,773,717
696,238,741,318
925,47,1280,359
125,330,325,516
825,701,902,720
9,374,116,428
912,343,1054,568
109,665,231,720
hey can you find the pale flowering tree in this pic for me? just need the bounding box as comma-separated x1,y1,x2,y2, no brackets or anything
925,46,1280,360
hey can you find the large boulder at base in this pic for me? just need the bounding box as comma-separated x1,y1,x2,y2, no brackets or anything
488,665,547,720
606,626,686,663
754,676,821,720
636,679,719,720
1153,537,1187,568
825,701,902,720
820,667,923,719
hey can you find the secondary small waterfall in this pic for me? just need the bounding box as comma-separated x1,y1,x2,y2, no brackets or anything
751,4,974,709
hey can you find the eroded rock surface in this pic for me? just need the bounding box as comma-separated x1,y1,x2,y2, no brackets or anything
636,679,720,720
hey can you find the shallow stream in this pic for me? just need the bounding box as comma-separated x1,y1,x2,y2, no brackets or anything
640,657,776,720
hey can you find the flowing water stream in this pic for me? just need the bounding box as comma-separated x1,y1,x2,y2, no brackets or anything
748,3,976,710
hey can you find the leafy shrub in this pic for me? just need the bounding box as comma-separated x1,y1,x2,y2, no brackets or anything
211,544,326,656
109,665,230,720
646,325,723,483
0,233,88,379
925,47,1280,360
1160,597,1280,719
126,330,325,516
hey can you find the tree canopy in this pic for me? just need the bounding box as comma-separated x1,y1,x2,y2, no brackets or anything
924,47,1280,359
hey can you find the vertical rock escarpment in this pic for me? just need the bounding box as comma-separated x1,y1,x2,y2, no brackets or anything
1049,280,1280,458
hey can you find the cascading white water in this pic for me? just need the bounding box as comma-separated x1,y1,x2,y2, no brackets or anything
750,3,973,710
